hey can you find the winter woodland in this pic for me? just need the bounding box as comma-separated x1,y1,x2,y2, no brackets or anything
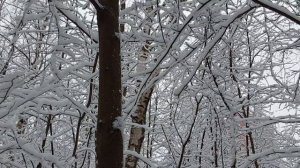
1,0,300,167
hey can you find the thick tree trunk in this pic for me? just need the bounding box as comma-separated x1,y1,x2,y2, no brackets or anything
94,0,123,168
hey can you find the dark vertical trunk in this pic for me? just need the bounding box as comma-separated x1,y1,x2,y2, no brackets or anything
94,0,123,168
199,128,206,167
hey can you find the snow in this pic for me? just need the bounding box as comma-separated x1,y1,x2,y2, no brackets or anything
125,150,158,168
1,0,300,167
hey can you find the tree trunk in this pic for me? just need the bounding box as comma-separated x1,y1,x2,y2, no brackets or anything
126,43,157,168
125,2,155,167
94,0,123,168
125,85,154,168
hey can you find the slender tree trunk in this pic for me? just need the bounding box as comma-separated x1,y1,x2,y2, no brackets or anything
125,42,159,168
126,85,154,168
93,0,123,167
199,128,206,167
125,2,155,167
126,49,158,167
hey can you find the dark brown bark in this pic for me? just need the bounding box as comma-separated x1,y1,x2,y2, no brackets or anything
37,113,54,168
93,0,123,168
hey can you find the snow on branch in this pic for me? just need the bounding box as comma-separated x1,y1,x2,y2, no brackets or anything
124,150,157,168
253,0,300,25
54,1,99,43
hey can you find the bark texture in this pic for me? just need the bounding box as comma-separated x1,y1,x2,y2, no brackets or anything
94,0,123,167
125,85,154,168
125,3,154,167
125,37,158,167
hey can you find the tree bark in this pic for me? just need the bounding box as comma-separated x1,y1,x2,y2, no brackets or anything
125,85,154,168
93,0,123,168
126,44,156,168
125,2,155,167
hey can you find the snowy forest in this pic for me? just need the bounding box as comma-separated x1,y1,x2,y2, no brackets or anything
1,0,300,167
